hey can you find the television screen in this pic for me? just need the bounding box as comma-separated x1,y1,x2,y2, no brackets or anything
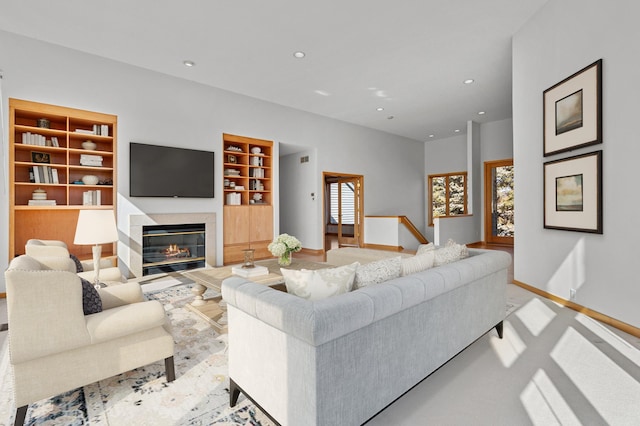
130,142,215,198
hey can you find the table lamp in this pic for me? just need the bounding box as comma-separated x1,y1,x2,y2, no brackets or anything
74,210,119,288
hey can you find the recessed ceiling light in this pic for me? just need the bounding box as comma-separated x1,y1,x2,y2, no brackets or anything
387,116,394,120
183,60,195,67
463,79,474,84
429,134,435,138
376,107,384,111
293,51,306,59
478,111,486,115
454,129,461,133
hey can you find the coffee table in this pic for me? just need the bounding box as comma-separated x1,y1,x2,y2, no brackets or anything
182,258,328,333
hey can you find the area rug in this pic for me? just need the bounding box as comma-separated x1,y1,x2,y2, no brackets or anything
0,283,273,426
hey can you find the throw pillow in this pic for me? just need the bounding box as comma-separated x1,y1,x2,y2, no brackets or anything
354,256,402,289
69,253,84,273
433,239,469,266
281,262,358,301
401,251,435,276
416,242,435,255
80,277,102,315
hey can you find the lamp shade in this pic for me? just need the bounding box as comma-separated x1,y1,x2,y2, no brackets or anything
74,210,119,245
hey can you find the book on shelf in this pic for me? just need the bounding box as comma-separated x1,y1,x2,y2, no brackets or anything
51,137,59,147
83,190,102,206
225,192,242,205
28,200,57,206
80,154,103,167
21,132,46,146
75,125,109,136
51,168,59,184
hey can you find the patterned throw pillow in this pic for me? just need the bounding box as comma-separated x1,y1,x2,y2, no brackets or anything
281,262,358,300
416,242,435,255
80,277,102,315
354,256,402,289
433,239,469,266
69,253,84,273
401,251,435,276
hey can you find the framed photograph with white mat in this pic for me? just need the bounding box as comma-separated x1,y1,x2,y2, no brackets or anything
544,150,602,234
543,59,602,156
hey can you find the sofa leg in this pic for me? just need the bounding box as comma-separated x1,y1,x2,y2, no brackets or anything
230,378,241,407
495,321,504,339
165,356,176,382
15,405,28,426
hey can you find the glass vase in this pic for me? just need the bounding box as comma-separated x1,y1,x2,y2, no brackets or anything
278,251,292,266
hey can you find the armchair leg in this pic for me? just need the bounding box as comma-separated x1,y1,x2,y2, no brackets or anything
15,405,28,426
165,356,176,382
230,378,241,407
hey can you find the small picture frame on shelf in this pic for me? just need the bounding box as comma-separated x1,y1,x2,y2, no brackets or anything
226,154,237,164
31,151,51,164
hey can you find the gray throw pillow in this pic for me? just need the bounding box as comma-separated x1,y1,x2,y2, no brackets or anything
69,253,84,273
80,277,102,315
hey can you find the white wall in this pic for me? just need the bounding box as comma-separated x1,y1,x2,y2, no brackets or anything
0,30,425,290
513,0,640,327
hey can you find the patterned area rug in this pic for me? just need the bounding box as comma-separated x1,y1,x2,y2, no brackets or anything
0,284,272,426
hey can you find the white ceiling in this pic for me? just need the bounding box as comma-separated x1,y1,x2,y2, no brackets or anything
0,0,547,142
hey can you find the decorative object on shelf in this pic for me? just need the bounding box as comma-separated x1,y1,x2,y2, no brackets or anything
82,175,99,185
31,151,50,163
268,233,302,266
226,154,237,164
82,140,97,150
544,150,602,234
242,249,255,268
251,146,261,154
226,145,243,152
253,193,263,202
544,59,602,156
73,210,119,289
36,118,50,128
32,188,47,200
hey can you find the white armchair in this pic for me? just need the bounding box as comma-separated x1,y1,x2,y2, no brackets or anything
5,255,175,426
25,239,125,284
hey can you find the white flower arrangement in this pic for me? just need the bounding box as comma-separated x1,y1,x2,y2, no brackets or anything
268,233,302,257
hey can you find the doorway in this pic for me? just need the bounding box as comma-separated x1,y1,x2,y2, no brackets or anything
484,159,514,244
323,172,364,250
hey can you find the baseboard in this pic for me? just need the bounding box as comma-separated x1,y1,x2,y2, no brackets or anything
512,280,640,338
362,244,405,252
299,247,324,256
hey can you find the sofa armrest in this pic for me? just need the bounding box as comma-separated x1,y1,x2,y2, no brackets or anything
98,282,145,309
85,300,168,344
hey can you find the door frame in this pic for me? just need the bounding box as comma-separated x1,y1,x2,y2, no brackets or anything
484,159,514,245
323,172,364,250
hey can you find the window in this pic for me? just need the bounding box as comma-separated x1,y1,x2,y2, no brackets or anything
329,182,355,225
428,172,467,225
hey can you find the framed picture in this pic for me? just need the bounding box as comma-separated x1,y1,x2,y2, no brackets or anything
543,59,602,156
544,150,602,234
31,151,51,163
226,154,237,164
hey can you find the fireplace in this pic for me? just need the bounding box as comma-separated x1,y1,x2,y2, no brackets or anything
142,223,206,275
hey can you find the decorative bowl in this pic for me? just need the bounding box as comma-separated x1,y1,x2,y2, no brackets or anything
81,175,99,185
82,140,97,150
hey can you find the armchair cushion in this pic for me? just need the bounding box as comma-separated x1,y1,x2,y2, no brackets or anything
80,278,103,315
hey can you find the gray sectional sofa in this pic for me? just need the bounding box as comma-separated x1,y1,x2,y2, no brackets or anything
222,248,511,425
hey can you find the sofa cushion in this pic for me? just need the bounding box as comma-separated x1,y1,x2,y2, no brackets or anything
401,251,435,276
434,239,469,266
80,278,103,315
416,242,435,255
281,262,358,300
354,256,402,289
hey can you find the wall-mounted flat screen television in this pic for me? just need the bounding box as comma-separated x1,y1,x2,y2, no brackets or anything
130,142,215,198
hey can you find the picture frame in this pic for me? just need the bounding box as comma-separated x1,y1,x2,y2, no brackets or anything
544,150,602,234
226,154,237,164
31,151,51,163
543,59,602,156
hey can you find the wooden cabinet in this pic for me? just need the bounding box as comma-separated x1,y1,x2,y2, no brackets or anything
9,98,118,259
222,134,274,264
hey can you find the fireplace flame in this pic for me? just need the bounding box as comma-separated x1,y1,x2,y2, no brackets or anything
164,244,191,259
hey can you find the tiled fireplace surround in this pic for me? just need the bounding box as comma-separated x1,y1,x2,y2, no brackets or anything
129,212,216,277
